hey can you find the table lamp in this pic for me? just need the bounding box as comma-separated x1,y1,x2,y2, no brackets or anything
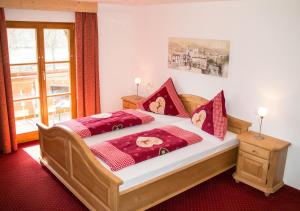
134,77,141,98
256,106,268,140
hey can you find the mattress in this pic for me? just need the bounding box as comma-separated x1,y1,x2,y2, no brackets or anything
83,111,238,192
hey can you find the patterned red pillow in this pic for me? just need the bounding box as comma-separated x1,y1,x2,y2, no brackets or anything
191,91,227,140
140,78,189,117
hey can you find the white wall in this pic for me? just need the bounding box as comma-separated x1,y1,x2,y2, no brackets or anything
4,9,75,22
132,0,300,189
98,4,142,112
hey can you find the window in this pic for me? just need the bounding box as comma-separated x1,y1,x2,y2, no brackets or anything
7,21,76,143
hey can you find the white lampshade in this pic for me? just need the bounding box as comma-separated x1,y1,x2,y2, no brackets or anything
258,107,268,117
134,77,141,85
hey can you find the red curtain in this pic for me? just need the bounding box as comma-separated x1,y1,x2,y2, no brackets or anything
0,8,17,153
75,12,100,117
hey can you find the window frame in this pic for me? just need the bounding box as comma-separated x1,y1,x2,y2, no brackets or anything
6,21,77,143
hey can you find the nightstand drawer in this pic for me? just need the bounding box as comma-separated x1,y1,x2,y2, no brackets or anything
240,142,270,160
123,101,137,109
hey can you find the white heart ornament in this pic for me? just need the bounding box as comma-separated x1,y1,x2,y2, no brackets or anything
192,110,207,129
149,97,166,114
136,137,163,148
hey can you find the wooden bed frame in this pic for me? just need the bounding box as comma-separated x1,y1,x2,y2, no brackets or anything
37,94,251,211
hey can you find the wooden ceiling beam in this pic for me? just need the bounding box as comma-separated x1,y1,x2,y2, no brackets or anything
0,0,98,13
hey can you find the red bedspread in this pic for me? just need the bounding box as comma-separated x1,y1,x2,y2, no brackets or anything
59,109,154,138
90,125,203,171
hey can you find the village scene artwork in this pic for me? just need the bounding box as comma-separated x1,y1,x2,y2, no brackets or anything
168,37,230,78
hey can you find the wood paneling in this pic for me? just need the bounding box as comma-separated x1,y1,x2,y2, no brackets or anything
0,0,97,13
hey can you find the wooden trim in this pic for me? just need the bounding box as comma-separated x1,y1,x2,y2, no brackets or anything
38,93,252,210
10,60,70,66
68,24,77,119
47,92,71,98
10,62,38,66
6,21,74,29
16,131,39,143
0,0,98,13
37,23,49,125
45,60,70,64
13,96,39,102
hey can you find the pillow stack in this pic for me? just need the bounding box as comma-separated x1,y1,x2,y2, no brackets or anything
140,77,228,140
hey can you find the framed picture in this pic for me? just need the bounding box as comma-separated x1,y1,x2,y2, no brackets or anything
168,37,230,78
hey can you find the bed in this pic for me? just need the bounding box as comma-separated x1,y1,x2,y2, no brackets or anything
37,94,251,211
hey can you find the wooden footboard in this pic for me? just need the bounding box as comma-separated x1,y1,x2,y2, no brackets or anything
37,123,123,211
119,146,238,211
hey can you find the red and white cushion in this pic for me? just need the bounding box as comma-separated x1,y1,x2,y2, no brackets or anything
191,91,227,140
140,78,189,117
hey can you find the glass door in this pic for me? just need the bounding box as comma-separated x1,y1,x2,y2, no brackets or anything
6,22,76,143
44,28,74,126
7,27,41,138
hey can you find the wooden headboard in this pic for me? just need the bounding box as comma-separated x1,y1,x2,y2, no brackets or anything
179,94,252,134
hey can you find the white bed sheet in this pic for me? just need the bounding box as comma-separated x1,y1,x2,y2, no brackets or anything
83,112,238,192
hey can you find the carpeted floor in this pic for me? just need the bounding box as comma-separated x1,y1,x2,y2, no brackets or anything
0,141,299,211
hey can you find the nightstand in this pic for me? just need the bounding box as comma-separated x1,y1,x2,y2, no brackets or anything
233,131,290,196
121,95,145,109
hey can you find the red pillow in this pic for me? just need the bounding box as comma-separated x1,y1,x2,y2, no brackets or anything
191,91,227,140
140,78,189,117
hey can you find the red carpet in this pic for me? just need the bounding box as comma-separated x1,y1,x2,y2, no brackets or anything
0,141,299,211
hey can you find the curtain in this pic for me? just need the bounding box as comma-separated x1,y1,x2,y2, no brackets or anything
0,8,17,153
75,12,100,117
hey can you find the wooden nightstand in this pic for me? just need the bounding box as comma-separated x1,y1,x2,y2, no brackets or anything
121,95,145,109
233,131,290,196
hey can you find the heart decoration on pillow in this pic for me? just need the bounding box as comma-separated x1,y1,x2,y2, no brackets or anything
191,110,206,129
136,137,163,148
191,91,227,140
140,78,189,117
149,97,166,114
